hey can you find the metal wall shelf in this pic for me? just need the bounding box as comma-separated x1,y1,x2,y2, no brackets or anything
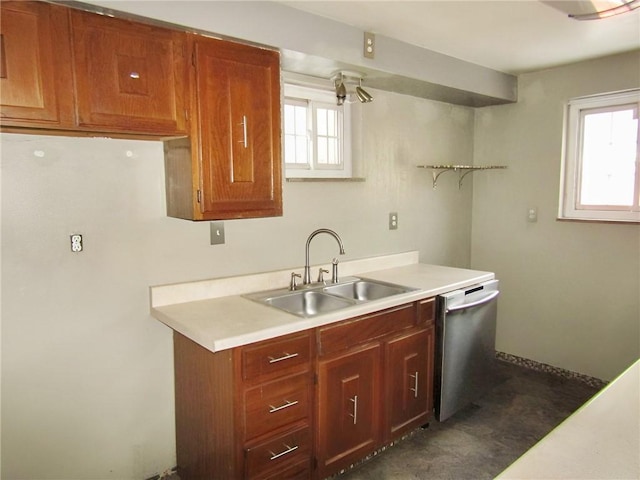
417,165,507,188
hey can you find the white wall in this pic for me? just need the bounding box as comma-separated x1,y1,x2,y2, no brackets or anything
471,51,640,382
0,89,475,479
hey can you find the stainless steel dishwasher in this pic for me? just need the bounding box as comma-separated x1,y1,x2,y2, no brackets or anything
435,279,500,422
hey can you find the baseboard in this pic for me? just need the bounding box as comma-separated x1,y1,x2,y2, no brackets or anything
495,351,607,390
145,466,178,480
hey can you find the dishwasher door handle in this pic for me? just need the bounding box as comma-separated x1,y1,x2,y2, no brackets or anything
446,290,499,313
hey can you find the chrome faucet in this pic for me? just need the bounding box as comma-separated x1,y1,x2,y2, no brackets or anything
303,229,345,285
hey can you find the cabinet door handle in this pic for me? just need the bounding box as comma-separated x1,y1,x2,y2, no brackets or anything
268,352,298,364
238,115,248,148
410,371,419,398
349,395,358,425
269,399,299,413
269,443,299,461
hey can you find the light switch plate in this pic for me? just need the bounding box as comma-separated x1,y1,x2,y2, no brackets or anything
210,222,225,245
389,212,398,230
364,32,375,59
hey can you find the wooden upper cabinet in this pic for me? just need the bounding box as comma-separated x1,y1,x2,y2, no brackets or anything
164,35,283,221
1,2,188,137
0,1,74,128
196,37,282,219
69,9,188,136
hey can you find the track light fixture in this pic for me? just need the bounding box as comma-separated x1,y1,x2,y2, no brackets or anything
332,71,373,105
355,78,374,103
335,73,347,106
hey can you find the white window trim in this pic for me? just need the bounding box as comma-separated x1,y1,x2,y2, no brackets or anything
283,83,352,179
559,89,640,223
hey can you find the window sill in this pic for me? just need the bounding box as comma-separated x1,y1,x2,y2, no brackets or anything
556,217,640,225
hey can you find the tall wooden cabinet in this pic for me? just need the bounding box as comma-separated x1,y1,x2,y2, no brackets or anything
0,1,74,128
164,35,283,221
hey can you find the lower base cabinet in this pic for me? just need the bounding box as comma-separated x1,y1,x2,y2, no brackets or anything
386,328,434,438
317,343,382,477
173,298,434,479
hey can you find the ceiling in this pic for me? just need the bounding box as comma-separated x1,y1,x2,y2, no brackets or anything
279,1,640,74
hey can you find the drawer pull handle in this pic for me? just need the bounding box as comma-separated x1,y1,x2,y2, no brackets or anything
410,371,419,398
269,399,299,413
269,443,298,461
349,395,358,425
268,352,298,364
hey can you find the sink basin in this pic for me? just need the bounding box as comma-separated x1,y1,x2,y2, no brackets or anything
324,279,415,301
243,277,416,318
262,290,356,317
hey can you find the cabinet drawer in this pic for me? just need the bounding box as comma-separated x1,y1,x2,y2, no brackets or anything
318,303,416,356
258,460,310,480
245,424,311,479
244,373,312,441
418,297,435,326
241,332,312,382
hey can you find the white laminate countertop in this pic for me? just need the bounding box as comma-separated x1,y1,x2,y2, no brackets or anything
496,359,640,480
149,251,494,352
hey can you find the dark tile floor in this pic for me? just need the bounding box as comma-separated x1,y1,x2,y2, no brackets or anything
165,360,600,480
336,360,600,480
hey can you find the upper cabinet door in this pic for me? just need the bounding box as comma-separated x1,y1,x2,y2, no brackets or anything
194,36,282,220
69,10,188,136
0,1,74,128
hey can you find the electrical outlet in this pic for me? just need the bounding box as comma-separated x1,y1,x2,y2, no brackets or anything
389,212,398,230
70,234,83,252
364,32,375,59
210,222,225,245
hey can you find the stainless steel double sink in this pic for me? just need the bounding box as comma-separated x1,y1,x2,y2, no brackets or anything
243,277,418,318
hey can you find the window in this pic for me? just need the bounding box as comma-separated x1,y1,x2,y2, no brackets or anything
283,84,352,179
560,89,640,223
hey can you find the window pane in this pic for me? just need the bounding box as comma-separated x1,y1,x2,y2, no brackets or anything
327,110,336,136
284,104,296,134
315,107,341,167
294,105,307,135
327,138,338,165
317,137,327,164
296,137,308,164
317,109,327,136
284,101,310,165
285,135,295,162
579,107,638,207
